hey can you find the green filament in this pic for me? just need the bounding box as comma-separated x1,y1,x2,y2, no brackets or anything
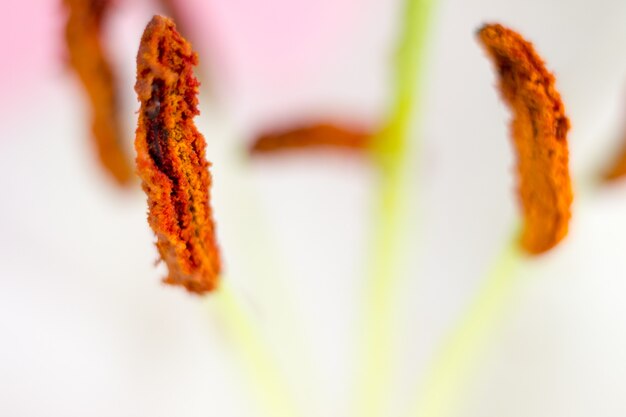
211,281,300,417
406,233,523,417
357,0,436,416
372,0,435,168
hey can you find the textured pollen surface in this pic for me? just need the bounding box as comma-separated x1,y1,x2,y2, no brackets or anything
64,0,132,185
135,15,221,294
249,123,371,155
478,23,572,255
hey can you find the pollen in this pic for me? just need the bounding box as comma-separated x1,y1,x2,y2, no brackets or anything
135,15,221,293
477,23,572,255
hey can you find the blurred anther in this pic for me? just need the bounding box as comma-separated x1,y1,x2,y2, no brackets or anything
601,106,626,181
249,122,371,155
63,0,133,185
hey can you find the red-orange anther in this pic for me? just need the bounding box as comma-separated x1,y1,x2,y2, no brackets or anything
135,16,221,294
63,0,132,185
478,23,572,255
249,123,371,155
601,116,626,181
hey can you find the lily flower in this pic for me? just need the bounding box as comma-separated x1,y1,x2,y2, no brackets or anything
1,2,626,417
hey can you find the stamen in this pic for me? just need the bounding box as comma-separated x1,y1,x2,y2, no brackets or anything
249,122,371,155
135,15,221,294
601,119,626,181
477,23,572,254
63,0,133,185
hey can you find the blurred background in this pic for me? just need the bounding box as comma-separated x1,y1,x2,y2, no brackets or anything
2,0,626,416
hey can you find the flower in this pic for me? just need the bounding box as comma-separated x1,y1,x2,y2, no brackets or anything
1,1,626,417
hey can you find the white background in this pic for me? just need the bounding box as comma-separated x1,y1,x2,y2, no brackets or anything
1,0,626,416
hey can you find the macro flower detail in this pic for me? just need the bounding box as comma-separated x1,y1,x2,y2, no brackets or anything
63,0,133,185
135,15,221,294
8,0,626,415
249,122,371,155
478,23,572,255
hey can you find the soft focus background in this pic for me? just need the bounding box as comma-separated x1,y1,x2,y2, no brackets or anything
2,0,626,416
